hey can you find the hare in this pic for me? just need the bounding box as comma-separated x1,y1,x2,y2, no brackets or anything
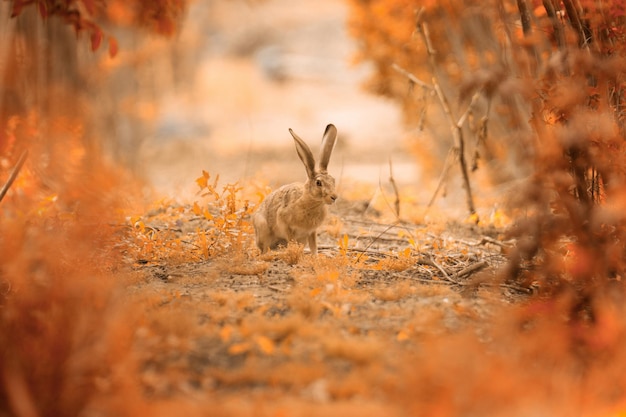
253,124,338,255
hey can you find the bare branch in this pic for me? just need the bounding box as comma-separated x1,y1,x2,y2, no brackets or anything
0,150,29,204
426,149,454,209
389,158,400,218
457,91,483,128
391,63,433,90
417,21,477,217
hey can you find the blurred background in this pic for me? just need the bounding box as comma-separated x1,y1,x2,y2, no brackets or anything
1,0,420,205
138,0,412,200
4,3,626,415
1,0,549,221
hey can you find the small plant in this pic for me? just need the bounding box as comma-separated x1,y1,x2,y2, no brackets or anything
128,209,193,264
374,247,413,272
126,171,257,263
193,170,255,258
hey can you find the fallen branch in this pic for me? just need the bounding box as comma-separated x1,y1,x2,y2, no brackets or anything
268,285,289,292
470,236,515,248
410,263,531,293
428,256,463,285
455,260,488,278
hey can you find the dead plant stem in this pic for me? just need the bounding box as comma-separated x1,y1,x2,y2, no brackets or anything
0,150,28,204
389,158,400,218
415,20,478,217
455,260,488,277
431,78,477,217
428,255,462,284
390,63,432,90
355,221,402,263
427,149,454,209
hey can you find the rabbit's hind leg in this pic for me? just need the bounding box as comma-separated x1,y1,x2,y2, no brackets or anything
253,213,271,253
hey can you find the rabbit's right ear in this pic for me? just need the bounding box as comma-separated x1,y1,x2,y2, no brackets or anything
318,124,337,172
289,128,316,179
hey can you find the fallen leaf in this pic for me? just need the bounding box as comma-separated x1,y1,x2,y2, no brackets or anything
228,342,251,355
255,335,275,355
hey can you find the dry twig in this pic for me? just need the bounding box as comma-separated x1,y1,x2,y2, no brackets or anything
0,150,28,204
455,260,489,278
391,63,432,90
391,11,487,219
388,158,400,218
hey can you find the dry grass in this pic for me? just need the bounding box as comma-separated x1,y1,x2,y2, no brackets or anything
372,281,415,301
5,0,626,411
3,168,626,416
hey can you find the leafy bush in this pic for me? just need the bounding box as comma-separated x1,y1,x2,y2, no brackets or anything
348,0,626,299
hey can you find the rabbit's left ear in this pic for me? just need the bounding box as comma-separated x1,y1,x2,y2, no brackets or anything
319,124,337,172
289,128,316,179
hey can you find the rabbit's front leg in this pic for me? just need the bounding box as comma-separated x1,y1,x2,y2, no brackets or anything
307,232,317,255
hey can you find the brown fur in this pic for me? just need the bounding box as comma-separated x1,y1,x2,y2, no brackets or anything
253,124,338,255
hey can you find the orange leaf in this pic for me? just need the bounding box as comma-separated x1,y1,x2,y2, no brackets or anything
83,0,96,14
196,170,209,189
38,1,47,18
90,29,103,51
565,244,594,280
157,19,176,37
255,335,275,355
397,330,410,342
108,36,119,58
465,212,480,225
219,325,233,342
228,342,251,355
11,1,26,18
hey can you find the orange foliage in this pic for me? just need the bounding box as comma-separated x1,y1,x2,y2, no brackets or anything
349,0,626,294
6,1,626,415
0,4,253,406
103,0,187,36
349,6,626,413
397,292,626,416
8,0,188,55
0,112,146,416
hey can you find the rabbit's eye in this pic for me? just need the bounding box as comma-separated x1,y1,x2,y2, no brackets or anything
316,179,322,187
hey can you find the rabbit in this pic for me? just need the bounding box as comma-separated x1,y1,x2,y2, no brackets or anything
253,124,338,255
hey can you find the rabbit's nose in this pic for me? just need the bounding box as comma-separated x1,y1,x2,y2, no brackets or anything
330,194,337,202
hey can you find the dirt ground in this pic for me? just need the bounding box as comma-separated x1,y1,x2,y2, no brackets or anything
6,1,626,416
121,192,527,415
118,1,533,414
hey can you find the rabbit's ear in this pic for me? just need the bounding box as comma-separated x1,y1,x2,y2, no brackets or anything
318,124,337,172
289,128,316,179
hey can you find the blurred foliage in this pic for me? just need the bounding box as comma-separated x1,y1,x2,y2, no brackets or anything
0,0,196,173
4,1,626,415
8,0,187,52
348,0,626,299
125,171,256,263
